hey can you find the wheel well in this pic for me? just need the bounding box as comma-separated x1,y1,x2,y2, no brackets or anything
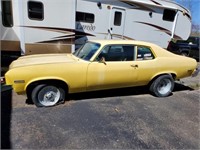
148,73,176,86
26,79,68,100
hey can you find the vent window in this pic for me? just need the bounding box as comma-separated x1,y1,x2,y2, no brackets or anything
163,9,176,22
28,1,44,20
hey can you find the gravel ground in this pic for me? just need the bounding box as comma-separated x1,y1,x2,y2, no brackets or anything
178,62,200,89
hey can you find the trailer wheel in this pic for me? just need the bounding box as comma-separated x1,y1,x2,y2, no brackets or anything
149,75,174,97
31,84,65,107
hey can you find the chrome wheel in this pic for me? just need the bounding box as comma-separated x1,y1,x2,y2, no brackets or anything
157,78,172,95
37,86,61,106
149,74,174,97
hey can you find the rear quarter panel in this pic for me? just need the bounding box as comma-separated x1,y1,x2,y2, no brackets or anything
150,56,197,80
149,44,197,80
133,56,197,87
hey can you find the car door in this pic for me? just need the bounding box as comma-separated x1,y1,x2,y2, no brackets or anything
134,46,157,85
86,44,138,91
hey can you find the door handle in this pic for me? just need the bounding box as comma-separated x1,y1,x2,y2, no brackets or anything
131,64,138,68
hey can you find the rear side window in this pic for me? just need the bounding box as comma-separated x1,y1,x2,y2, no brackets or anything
137,46,155,60
1,0,13,27
163,9,176,22
28,1,44,20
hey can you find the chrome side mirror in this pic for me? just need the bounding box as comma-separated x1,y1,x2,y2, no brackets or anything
99,57,106,65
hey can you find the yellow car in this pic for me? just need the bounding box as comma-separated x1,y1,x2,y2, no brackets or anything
5,40,198,107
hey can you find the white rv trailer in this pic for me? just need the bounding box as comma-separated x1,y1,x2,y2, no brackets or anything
1,0,191,55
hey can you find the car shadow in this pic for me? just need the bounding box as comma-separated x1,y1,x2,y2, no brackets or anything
67,86,148,101
174,82,194,92
25,82,194,105
67,82,194,101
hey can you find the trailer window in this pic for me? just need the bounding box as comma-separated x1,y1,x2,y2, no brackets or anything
1,0,13,27
163,9,176,22
28,1,44,20
76,12,95,23
114,11,122,26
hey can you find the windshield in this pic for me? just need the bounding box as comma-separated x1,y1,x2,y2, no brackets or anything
73,42,101,61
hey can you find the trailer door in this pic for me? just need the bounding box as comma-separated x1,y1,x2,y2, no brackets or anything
109,8,125,39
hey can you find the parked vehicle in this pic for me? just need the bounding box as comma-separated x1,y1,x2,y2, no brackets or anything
167,36,199,60
1,0,191,55
5,40,198,107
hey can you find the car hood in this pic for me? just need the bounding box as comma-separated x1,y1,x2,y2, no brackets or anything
9,54,78,69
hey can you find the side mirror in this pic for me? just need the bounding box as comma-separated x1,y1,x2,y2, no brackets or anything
99,57,106,65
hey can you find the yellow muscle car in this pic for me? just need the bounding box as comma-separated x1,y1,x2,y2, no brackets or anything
5,40,198,107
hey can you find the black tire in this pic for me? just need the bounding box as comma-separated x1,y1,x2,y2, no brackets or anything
180,48,189,56
31,84,65,107
149,75,174,97
181,52,189,56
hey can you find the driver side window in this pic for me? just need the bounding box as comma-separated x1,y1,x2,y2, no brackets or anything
96,45,135,61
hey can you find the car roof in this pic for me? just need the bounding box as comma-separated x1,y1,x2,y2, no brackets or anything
88,39,155,47
88,39,178,58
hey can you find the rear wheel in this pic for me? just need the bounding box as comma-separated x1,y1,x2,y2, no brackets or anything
149,75,174,97
31,84,65,107
180,48,189,56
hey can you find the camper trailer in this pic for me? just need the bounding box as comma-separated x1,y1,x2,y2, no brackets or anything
1,0,192,55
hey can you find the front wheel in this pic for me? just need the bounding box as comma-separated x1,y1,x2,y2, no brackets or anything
149,75,174,97
31,84,65,107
